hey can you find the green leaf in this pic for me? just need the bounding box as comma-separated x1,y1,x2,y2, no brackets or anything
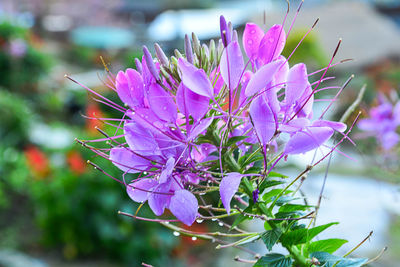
281,222,338,247
268,172,288,178
310,252,368,267
262,189,283,202
261,228,282,251
308,238,348,254
336,258,368,267
259,180,285,193
310,252,342,265
226,135,249,147
254,253,292,267
278,204,312,213
308,222,339,241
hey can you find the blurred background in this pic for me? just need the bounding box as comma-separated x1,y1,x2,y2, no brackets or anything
0,0,399,266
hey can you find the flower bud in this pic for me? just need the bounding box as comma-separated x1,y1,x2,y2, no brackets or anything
134,58,142,74
154,43,169,67
191,32,201,56
142,45,159,80
184,34,194,64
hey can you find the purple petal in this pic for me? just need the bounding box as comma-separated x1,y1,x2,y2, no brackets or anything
382,131,399,150
176,84,209,121
188,117,213,141
124,122,161,156
245,59,284,97
220,172,243,214
110,147,151,173
257,24,286,65
148,182,171,216
358,119,377,132
159,158,175,183
312,120,347,132
249,95,277,145
127,179,158,203
210,67,224,95
220,15,231,47
284,126,334,155
169,189,198,226
178,58,213,97
279,118,310,133
285,63,309,108
243,23,264,59
115,69,144,108
220,41,244,90
143,45,159,80
147,83,177,122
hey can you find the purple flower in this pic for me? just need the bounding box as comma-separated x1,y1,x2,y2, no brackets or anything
77,15,350,227
359,94,400,150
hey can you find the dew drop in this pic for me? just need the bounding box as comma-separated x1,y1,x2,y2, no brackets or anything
247,40,253,45
165,221,169,224
143,171,148,175
173,231,180,236
218,222,224,227
163,106,167,110
192,236,197,241
211,218,217,221
250,30,256,34
196,219,204,223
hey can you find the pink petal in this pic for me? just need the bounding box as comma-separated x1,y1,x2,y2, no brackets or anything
284,126,334,155
220,173,243,214
285,63,309,108
188,117,213,141
249,95,277,145
115,69,144,108
169,190,198,226
110,147,150,173
176,84,209,121
147,83,177,122
245,59,284,97
127,179,158,203
243,23,264,59
220,41,244,90
178,58,213,97
257,24,286,65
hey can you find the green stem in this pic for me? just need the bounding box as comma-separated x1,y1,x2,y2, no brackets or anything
284,245,309,266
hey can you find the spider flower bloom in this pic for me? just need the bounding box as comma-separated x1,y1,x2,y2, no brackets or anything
359,93,400,150
77,15,349,225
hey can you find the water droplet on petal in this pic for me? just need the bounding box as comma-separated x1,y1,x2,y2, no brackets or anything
250,30,256,34
163,106,167,110
247,40,253,45
173,231,180,236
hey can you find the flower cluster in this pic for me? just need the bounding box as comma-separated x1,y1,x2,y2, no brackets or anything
359,93,400,150
78,16,349,227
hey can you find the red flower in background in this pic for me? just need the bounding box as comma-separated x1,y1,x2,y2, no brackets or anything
24,145,50,178
67,151,86,175
86,103,103,135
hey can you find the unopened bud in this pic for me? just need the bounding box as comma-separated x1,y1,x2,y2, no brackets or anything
135,58,142,74
154,43,169,67
184,34,194,64
142,45,159,80
191,32,201,56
